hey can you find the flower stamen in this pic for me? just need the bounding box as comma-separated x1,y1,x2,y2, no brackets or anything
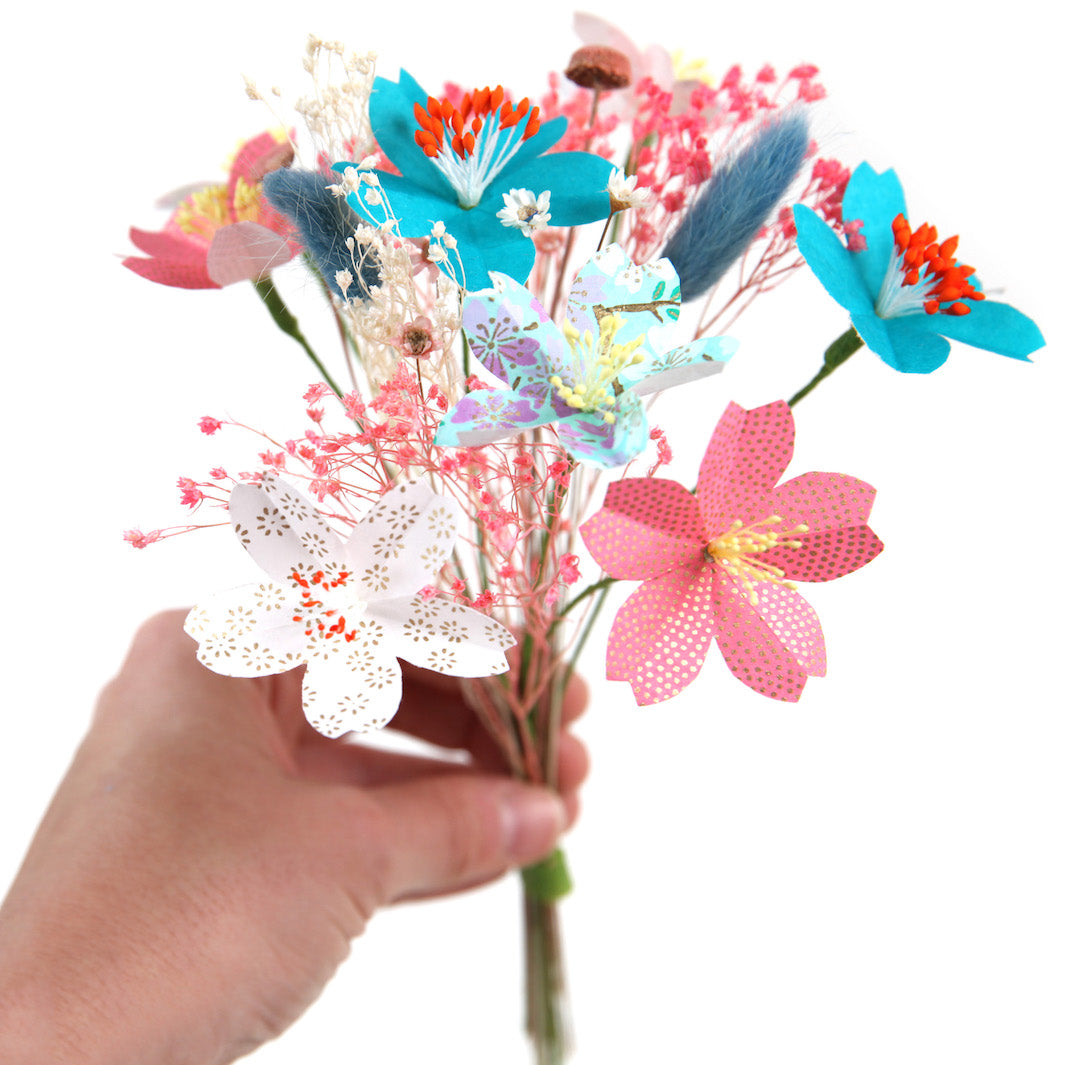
874,213,985,319
706,515,808,605
550,315,646,425
413,87,542,208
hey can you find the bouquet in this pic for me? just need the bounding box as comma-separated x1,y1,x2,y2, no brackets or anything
118,16,1045,1063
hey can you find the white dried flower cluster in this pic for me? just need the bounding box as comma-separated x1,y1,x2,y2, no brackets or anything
294,36,377,165
338,221,463,399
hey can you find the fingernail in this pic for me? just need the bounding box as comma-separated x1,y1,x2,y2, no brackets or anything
500,786,567,864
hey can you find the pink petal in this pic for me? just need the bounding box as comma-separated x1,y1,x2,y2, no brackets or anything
580,477,704,580
605,562,716,706
122,253,217,290
127,225,207,259
228,131,294,193
711,569,812,702
764,471,877,532
762,523,884,583
206,222,295,286
749,582,826,677
697,401,795,539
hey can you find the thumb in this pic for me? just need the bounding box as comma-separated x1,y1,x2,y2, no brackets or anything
373,774,567,900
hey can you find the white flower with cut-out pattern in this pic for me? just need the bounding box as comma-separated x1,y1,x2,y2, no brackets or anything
185,475,514,736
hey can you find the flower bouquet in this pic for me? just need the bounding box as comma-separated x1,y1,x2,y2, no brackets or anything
121,17,1044,1064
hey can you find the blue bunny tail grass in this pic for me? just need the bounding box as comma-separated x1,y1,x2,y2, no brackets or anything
263,168,380,300
662,109,811,301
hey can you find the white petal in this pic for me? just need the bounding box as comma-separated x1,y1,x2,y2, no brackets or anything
229,474,346,583
185,583,306,678
371,594,514,677
343,481,459,601
301,643,402,736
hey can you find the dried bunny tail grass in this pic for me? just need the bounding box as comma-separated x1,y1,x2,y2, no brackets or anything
662,108,811,301
263,167,380,300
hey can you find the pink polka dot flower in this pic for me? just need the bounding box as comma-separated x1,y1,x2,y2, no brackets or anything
579,400,884,704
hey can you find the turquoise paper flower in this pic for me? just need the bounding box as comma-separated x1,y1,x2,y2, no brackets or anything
334,72,615,290
793,162,1044,373
434,244,737,468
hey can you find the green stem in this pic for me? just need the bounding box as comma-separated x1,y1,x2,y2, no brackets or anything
253,277,343,397
552,575,617,627
788,325,864,407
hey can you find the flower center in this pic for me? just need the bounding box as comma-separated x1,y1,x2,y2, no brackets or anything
549,315,646,425
706,516,808,605
413,87,542,209
289,566,366,642
874,213,986,319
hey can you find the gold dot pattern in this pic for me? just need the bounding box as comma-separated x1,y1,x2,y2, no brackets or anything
697,401,795,539
711,570,811,702
605,563,717,705
581,477,705,580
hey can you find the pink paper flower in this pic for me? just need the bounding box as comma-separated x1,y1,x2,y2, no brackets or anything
579,400,883,704
123,131,298,289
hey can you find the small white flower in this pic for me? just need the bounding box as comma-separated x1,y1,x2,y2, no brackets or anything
363,186,383,207
607,168,654,211
431,220,448,239
496,188,552,236
185,476,513,738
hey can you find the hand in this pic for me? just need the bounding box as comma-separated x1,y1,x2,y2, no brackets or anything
0,610,588,1065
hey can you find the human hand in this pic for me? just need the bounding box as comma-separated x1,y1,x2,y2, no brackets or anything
0,610,588,1065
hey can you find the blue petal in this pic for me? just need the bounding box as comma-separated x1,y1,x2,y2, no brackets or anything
496,151,614,227
360,169,460,237
933,299,1045,360
793,205,875,317
842,163,906,298
854,312,950,373
501,115,567,169
442,209,537,289
365,71,454,202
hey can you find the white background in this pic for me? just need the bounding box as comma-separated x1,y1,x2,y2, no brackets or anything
1,1,1061,1062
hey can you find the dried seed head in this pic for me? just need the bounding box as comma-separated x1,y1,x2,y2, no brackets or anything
564,45,632,91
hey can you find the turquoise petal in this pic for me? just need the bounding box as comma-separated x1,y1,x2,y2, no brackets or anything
366,72,454,202
793,205,874,317
853,312,950,373
497,150,614,227
843,163,905,297
434,386,555,447
624,336,737,396
933,299,1045,359
359,169,459,237
558,394,649,468
441,209,537,289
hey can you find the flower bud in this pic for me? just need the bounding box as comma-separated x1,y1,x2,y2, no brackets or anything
564,45,632,91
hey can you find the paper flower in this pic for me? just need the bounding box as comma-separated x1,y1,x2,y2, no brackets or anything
793,162,1044,373
184,475,514,737
433,244,736,467
334,71,615,289
579,400,883,704
124,131,299,289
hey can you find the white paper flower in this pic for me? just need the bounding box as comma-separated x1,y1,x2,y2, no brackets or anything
496,188,552,236
185,475,514,737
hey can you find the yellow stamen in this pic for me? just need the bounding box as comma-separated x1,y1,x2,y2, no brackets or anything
706,515,809,606
552,314,646,421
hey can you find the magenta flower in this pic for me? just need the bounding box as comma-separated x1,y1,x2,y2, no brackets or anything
579,400,884,704
123,131,298,289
